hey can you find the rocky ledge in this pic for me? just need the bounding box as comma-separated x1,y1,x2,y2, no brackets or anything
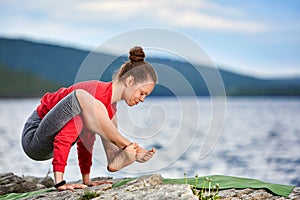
0,172,299,200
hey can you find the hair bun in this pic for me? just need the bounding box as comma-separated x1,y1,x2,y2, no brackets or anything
129,46,145,62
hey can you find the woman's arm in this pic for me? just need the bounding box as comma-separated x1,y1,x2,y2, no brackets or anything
100,115,121,163
91,102,130,148
112,115,118,128
52,117,87,191
110,113,155,163
76,89,131,149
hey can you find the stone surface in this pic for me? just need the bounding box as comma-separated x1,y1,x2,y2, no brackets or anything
21,174,197,200
0,172,299,200
0,172,39,195
218,187,300,200
22,184,112,200
94,174,197,200
24,175,54,188
0,172,55,195
288,187,300,200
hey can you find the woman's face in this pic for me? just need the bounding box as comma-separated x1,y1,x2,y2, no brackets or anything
122,77,155,106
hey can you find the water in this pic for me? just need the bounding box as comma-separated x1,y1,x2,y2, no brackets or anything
0,97,299,186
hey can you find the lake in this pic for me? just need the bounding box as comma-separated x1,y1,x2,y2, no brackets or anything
0,97,299,186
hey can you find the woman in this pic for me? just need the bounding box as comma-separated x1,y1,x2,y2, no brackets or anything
21,46,157,191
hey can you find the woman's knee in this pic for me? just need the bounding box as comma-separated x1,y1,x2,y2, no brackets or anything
75,89,90,100
75,89,94,106
74,89,98,122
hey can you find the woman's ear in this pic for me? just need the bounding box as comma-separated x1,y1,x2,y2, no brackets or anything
125,76,135,87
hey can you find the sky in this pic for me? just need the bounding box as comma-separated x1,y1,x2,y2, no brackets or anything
0,0,300,78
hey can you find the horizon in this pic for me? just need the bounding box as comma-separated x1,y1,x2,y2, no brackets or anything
1,35,300,81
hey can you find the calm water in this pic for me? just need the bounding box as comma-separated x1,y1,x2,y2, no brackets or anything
0,97,299,186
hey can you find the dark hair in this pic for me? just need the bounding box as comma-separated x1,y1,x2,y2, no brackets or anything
113,47,157,83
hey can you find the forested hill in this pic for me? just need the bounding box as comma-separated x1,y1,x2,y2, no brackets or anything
1,37,300,97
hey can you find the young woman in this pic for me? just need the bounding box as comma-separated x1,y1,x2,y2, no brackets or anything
21,46,157,191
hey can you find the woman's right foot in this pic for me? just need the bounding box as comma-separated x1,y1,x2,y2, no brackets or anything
136,147,156,163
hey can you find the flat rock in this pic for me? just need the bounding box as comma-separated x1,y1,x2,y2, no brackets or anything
22,174,197,200
0,172,38,195
1,172,299,200
218,187,300,200
22,184,112,200
94,174,197,200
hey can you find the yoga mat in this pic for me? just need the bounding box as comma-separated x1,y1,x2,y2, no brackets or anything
0,189,53,200
163,175,294,197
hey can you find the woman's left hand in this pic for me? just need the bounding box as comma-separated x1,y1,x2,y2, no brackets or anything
84,180,113,187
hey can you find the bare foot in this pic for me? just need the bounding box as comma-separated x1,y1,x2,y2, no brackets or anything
107,143,138,172
136,147,156,163
57,183,87,191
84,180,113,186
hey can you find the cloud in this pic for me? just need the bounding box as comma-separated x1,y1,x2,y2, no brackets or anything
155,0,270,33
0,0,271,38
72,1,151,21
69,0,270,33
75,1,148,14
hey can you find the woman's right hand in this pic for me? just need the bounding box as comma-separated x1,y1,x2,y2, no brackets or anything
57,183,87,191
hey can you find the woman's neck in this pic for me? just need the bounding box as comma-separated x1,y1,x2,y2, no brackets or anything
111,81,124,104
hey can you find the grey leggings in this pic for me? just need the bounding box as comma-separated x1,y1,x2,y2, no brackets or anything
21,91,82,161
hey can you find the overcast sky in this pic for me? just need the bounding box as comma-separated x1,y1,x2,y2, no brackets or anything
1,0,299,78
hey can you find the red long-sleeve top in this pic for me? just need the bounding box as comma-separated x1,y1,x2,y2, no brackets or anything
36,81,116,174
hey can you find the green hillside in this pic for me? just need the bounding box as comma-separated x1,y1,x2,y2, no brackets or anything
0,64,61,97
220,69,300,96
0,37,300,97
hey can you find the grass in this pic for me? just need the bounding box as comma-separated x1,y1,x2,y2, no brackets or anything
78,190,100,200
187,174,220,200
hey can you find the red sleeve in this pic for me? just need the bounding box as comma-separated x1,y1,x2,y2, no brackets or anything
52,116,83,173
77,130,96,174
